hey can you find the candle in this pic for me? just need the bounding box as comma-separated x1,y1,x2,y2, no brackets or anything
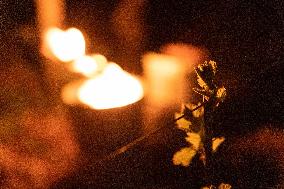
161,44,208,101
39,27,87,99
142,53,187,134
35,0,67,100
61,62,144,162
68,101,143,160
62,63,144,108
35,0,65,53
143,53,186,106
161,43,208,73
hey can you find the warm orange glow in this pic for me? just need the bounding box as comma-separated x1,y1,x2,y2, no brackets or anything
77,63,144,109
142,53,186,106
162,44,208,72
61,81,82,105
71,54,107,77
45,27,85,62
35,0,65,45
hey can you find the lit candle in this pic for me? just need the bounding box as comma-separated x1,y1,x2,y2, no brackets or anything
68,100,143,161
35,0,67,99
161,44,208,100
161,43,208,73
77,63,143,109
40,27,86,98
61,63,144,161
35,0,65,54
142,53,187,133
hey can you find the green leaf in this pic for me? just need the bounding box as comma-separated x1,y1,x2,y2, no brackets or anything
175,113,192,131
196,74,210,90
175,103,204,133
216,86,227,103
172,147,197,167
186,132,201,149
212,137,225,152
209,86,227,108
195,60,217,90
183,103,204,119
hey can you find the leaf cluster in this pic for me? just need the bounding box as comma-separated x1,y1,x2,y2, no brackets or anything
173,61,230,188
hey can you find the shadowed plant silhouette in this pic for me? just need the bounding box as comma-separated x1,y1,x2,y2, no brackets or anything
173,61,231,189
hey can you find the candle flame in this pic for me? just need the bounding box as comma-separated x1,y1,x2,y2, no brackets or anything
47,27,144,109
77,63,144,109
143,53,186,106
71,54,107,77
45,27,85,62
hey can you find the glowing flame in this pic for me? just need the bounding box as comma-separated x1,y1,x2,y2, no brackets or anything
71,54,107,77
77,63,144,109
47,28,143,109
45,27,85,62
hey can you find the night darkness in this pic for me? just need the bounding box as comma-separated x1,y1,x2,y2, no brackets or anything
0,0,283,188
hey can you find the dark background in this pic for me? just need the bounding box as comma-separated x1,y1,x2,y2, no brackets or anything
0,0,283,188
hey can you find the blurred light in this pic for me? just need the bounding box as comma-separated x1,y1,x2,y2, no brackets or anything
162,44,208,73
142,53,186,106
77,63,144,109
45,27,85,62
71,54,107,77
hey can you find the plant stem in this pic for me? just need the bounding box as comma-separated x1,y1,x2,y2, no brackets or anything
202,97,216,186
174,101,207,122
95,101,207,164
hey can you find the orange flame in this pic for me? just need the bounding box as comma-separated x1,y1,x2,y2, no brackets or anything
46,27,143,109
71,54,108,77
45,27,85,62
77,63,144,109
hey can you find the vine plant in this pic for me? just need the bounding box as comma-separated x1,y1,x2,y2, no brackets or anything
173,61,231,189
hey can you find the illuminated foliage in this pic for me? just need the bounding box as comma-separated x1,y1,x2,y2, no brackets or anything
212,137,225,152
173,147,197,166
173,60,230,188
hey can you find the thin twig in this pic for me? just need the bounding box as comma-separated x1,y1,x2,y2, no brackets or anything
98,123,167,163
174,101,207,122
96,101,207,164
